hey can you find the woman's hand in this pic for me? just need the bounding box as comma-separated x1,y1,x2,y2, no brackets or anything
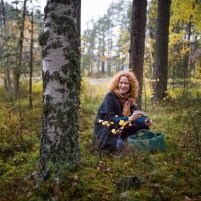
145,119,153,126
129,110,153,126
132,110,146,116
128,113,142,122
128,110,145,122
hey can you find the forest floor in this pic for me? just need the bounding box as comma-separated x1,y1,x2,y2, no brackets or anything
0,79,200,201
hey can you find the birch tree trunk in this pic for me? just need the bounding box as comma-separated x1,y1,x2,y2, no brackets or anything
39,0,81,179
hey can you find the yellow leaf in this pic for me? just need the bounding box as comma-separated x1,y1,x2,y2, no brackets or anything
119,120,125,126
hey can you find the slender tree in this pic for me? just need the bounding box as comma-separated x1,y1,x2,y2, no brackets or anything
96,16,108,75
82,26,96,76
14,0,27,98
0,0,12,92
153,0,171,100
129,0,147,108
29,6,34,108
147,0,157,76
39,0,81,179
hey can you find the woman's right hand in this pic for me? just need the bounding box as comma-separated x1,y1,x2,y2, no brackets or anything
132,110,146,116
128,113,142,122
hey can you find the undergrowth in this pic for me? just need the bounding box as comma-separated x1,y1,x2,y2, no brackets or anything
0,79,200,201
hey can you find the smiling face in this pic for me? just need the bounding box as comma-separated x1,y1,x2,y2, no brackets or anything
118,76,130,95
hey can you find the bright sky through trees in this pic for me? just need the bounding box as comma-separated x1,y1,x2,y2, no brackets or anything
5,0,120,32
81,0,119,32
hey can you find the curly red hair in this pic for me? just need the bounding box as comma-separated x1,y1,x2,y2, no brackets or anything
108,71,139,102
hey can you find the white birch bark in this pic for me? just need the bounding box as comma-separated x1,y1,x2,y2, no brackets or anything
39,0,81,179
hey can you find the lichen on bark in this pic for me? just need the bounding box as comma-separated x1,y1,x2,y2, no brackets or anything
38,31,50,47
39,0,81,179
51,0,72,5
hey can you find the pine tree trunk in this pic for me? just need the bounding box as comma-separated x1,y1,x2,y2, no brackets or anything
129,0,147,109
39,0,81,179
153,0,171,100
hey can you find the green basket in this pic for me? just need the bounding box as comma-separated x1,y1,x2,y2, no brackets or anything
127,129,165,152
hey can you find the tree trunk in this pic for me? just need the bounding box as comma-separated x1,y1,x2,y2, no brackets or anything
1,0,11,92
101,34,105,75
101,51,105,75
5,55,12,92
0,0,5,27
29,8,34,108
39,0,81,179
129,0,147,109
107,31,112,76
184,21,192,93
153,0,171,100
14,0,27,98
75,0,81,41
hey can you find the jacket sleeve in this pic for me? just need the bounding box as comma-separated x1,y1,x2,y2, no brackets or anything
96,92,129,123
113,116,129,123
96,92,117,122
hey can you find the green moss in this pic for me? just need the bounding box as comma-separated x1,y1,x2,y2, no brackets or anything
52,41,63,49
72,11,76,18
64,9,71,16
51,0,72,4
43,70,50,89
42,102,52,115
55,88,65,93
63,47,80,63
52,71,66,84
66,80,73,88
41,49,48,59
59,77,66,85
45,94,53,102
1,82,201,200
45,22,52,28
38,31,50,47
43,70,70,87
61,64,69,75
50,13,75,36
50,13,58,21
44,5,49,14
41,40,63,59
56,27,67,35
52,71,60,80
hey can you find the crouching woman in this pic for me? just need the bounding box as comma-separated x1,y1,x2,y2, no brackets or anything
93,71,152,154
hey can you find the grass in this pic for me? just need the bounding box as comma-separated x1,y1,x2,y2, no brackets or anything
0,79,200,201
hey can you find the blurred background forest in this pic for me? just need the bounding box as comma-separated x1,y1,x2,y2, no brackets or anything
81,0,201,81
0,0,201,200
0,0,201,93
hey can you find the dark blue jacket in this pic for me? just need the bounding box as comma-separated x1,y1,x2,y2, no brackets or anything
93,91,137,152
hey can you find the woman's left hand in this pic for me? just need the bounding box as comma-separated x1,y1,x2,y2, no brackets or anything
145,119,153,126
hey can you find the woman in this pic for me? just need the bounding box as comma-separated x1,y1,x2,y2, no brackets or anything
93,71,152,154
